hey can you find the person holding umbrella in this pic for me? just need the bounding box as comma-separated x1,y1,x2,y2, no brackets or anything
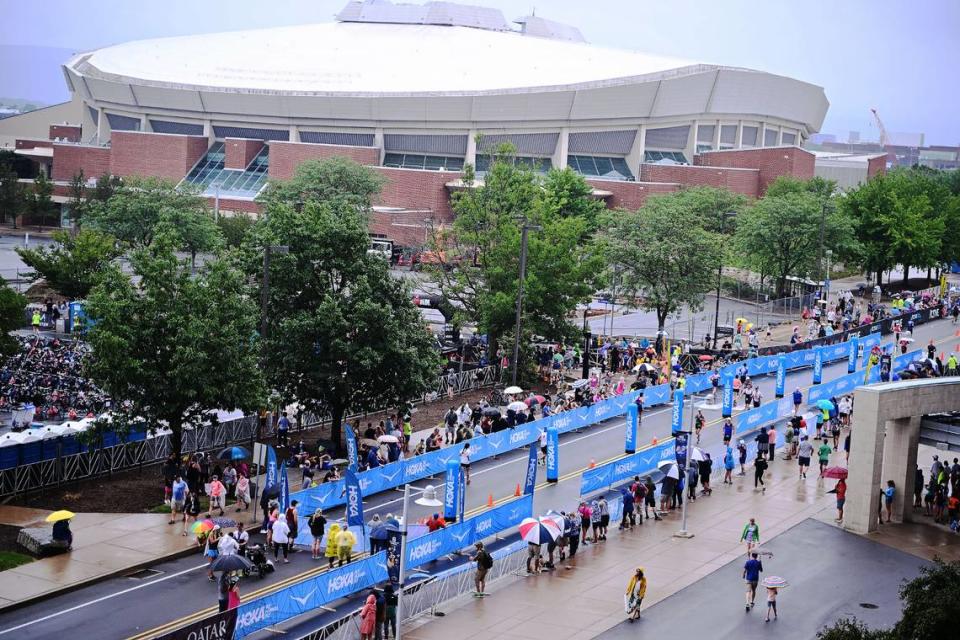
761,576,788,622
835,477,847,521
47,510,74,549
625,567,647,621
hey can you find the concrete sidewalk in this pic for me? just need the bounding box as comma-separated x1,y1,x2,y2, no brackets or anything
401,442,960,640
0,506,199,609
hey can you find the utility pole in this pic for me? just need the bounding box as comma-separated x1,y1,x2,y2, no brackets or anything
712,212,735,349
511,223,541,386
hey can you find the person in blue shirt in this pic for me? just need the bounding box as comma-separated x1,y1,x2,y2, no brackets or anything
277,411,291,447
883,480,896,524
619,487,635,530
722,418,734,445
169,475,189,527
742,552,763,611
366,446,382,469
792,388,803,415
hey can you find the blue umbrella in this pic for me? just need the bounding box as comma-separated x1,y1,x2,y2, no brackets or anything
815,399,835,411
217,446,251,461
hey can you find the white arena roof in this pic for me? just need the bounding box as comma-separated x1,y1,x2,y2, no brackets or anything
75,21,713,96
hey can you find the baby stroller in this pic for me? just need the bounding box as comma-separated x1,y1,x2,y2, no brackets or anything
244,543,275,579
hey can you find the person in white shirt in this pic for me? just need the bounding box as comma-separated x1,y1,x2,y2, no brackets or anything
271,517,291,563
538,429,548,466
217,530,239,557
460,443,472,485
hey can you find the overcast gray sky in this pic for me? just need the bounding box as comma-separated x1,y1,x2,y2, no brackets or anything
4,0,958,144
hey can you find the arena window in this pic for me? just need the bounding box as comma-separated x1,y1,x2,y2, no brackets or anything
382,153,463,171
475,154,552,174
643,150,688,164
181,143,269,197
567,155,634,181
150,120,205,136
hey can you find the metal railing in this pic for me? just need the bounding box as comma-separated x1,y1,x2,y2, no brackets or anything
295,541,528,640
0,366,501,497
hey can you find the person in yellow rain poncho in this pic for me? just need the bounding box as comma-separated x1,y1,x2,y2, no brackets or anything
336,525,357,567
624,566,647,622
324,522,341,570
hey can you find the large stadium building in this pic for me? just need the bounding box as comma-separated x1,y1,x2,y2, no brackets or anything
2,1,858,245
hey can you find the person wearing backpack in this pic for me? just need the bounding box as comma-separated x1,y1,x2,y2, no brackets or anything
471,542,493,596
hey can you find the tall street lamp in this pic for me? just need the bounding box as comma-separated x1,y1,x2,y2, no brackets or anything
395,483,443,640
511,223,541,386
712,212,737,349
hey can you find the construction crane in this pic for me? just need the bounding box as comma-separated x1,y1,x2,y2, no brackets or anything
870,108,889,147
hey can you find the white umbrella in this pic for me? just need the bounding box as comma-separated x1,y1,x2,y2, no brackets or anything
690,447,707,463
657,460,680,479
503,386,523,395
635,363,656,373
507,401,528,413
571,379,590,389
378,434,400,444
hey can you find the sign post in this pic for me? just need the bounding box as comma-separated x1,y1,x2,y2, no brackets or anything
443,459,462,523
847,336,859,374
813,347,824,385
671,389,684,432
775,354,786,398
721,378,733,418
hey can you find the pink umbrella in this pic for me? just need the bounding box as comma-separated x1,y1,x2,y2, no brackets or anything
518,517,562,544
525,395,547,406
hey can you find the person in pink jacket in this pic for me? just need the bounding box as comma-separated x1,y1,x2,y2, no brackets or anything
359,593,377,639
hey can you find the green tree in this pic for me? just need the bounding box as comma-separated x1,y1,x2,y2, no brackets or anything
247,159,439,452
15,229,122,299
218,214,256,248
257,156,385,210
893,559,960,638
603,194,722,333
85,176,214,249
155,204,223,273
736,185,857,297
27,172,54,225
842,168,949,284
434,155,604,362
84,237,264,458
66,170,88,232
0,285,27,357
92,173,121,204
0,161,23,226
816,618,890,640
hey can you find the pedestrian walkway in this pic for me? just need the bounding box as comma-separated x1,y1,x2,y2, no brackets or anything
400,442,960,640
0,506,197,609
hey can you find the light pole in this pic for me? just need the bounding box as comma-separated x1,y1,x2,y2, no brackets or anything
712,212,736,349
511,223,541,386
675,392,702,539
396,483,443,640
825,249,833,301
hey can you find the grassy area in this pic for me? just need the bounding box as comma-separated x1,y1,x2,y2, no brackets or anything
0,551,34,571
148,504,171,514
148,496,214,514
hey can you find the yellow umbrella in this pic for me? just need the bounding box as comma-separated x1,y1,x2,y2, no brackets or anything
735,318,748,324
45,510,75,523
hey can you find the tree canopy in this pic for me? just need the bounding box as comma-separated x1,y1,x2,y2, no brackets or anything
735,177,858,296
842,167,959,283
85,177,221,255
84,236,264,458
16,229,122,300
246,158,438,452
603,192,723,333
433,153,604,367
0,285,26,358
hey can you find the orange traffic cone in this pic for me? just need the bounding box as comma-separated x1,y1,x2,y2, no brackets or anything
514,483,521,497
589,458,596,469
651,437,658,445
487,493,494,507
955,343,960,353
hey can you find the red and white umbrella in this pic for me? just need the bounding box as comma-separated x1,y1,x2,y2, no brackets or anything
518,517,562,544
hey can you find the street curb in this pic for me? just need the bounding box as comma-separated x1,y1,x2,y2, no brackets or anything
0,542,201,614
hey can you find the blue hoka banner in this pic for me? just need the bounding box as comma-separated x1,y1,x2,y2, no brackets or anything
671,390,684,432
345,424,359,472
443,459,462,522
405,494,534,568
847,336,860,373
264,445,278,492
775,354,786,398
735,401,780,435
278,461,290,511
685,373,712,394
546,426,559,482
822,341,849,363
722,379,734,418
523,442,538,496
813,347,824,384
747,355,778,378
862,333,883,367
344,468,364,528
580,440,674,495
625,403,639,454
643,384,672,408
234,552,389,639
